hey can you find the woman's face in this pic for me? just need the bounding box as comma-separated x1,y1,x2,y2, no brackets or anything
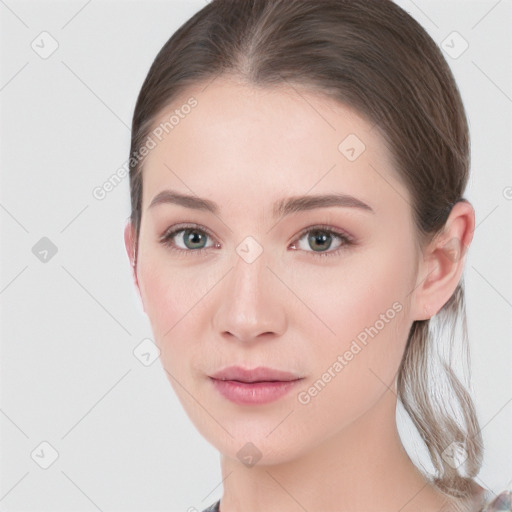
127,76,426,464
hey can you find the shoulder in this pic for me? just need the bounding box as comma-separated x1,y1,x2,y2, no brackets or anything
480,490,511,512
201,499,220,512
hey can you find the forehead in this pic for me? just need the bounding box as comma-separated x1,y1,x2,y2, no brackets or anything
140,76,408,218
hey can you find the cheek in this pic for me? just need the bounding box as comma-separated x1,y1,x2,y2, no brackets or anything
138,263,178,338
136,249,233,384
137,254,212,347
290,243,414,393
288,246,411,337
289,265,411,439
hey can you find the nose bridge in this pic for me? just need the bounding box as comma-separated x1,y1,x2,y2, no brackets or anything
212,237,286,341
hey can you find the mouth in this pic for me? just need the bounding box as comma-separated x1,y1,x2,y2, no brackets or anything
209,378,303,405
226,379,290,383
209,366,304,405
209,365,303,383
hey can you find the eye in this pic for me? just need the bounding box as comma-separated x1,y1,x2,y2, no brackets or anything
290,225,354,259
159,223,355,259
159,223,219,257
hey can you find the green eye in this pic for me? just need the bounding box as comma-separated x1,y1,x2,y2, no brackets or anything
160,224,216,256
159,223,355,259
291,226,354,259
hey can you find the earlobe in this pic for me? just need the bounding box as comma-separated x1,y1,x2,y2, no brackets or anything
412,200,475,321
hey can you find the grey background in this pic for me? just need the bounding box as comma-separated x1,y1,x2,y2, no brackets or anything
0,0,511,510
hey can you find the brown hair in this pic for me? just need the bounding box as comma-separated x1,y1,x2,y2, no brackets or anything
128,0,483,499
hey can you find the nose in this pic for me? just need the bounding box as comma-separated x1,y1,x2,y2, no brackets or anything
211,248,287,343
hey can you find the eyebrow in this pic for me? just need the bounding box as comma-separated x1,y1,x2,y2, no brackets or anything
148,190,374,218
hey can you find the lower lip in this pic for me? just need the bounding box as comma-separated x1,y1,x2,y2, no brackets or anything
210,378,302,405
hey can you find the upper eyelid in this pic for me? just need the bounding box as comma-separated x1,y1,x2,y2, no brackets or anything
160,223,217,244
294,224,353,243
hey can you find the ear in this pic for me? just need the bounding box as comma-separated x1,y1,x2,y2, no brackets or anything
411,200,475,321
123,219,144,311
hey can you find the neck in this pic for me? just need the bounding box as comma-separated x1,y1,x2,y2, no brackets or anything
218,389,454,512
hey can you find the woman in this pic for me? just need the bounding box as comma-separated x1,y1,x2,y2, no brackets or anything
123,0,511,511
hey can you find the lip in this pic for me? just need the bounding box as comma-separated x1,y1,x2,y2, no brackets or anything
209,366,304,405
210,379,303,405
210,365,302,383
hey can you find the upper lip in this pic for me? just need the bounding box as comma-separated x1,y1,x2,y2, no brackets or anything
210,366,302,383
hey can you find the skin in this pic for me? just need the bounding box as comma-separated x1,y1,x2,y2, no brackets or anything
124,75,479,512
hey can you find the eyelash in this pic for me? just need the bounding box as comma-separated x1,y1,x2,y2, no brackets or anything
158,223,355,259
